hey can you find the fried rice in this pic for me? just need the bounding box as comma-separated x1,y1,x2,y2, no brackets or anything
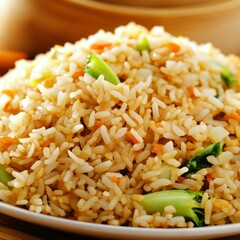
0,22,240,228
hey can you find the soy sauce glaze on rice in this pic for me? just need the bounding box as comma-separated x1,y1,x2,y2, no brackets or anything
0,23,240,228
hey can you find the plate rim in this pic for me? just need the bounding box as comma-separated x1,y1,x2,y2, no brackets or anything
0,201,239,239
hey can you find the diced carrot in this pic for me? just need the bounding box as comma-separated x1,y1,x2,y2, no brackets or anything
3,102,15,113
112,176,121,184
126,131,139,144
90,42,112,51
2,90,15,98
156,122,162,127
0,50,28,69
151,143,163,154
230,111,240,124
177,176,185,183
72,71,84,81
164,42,180,53
206,174,212,183
187,86,195,97
40,140,51,148
0,136,18,151
95,120,103,128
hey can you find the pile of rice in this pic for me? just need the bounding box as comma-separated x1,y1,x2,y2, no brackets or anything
0,22,240,228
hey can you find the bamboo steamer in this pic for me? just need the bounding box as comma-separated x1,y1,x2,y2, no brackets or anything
0,0,239,56
94,0,224,7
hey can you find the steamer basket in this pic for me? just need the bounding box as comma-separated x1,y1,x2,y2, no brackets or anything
0,0,239,56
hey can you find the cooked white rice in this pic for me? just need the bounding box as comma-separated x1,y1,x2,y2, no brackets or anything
0,22,240,228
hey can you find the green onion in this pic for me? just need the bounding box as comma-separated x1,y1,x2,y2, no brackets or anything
0,165,13,187
185,142,222,175
84,54,120,85
221,65,237,88
136,35,150,52
134,189,205,227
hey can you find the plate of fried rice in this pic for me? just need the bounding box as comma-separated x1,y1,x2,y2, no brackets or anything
0,22,240,239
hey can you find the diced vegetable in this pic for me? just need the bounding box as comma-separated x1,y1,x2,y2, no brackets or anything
94,120,103,128
30,71,52,87
159,163,173,179
90,42,112,51
187,86,195,97
151,143,163,154
3,102,17,114
2,90,15,98
0,165,13,187
0,136,18,151
126,131,139,144
221,65,237,88
185,142,222,175
136,35,150,52
208,126,229,143
133,189,204,227
40,140,51,148
164,42,180,53
84,54,120,85
230,111,240,124
112,176,121,184
72,71,84,81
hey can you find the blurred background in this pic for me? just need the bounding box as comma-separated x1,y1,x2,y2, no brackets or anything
0,0,240,61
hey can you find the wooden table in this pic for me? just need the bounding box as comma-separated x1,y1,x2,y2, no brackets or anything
0,213,239,240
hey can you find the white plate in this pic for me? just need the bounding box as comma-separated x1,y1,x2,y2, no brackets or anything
0,201,239,240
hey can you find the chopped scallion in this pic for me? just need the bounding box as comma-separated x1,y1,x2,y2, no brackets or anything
136,35,150,52
84,54,120,85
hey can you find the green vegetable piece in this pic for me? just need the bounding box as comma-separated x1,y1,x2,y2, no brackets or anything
135,189,204,227
0,165,13,187
221,65,237,88
136,35,150,52
185,142,222,175
30,71,52,86
84,54,120,85
159,163,173,179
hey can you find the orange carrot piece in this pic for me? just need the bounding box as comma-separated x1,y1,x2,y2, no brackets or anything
95,120,103,128
40,140,51,148
187,86,195,97
112,176,121,184
164,42,180,53
3,102,14,113
2,90,15,98
151,143,163,154
72,71,84,81
231,111,240,124
0,136,18,151
177,176,185,183
90,42,112,51
206,174,212,183
126,131,139,144
0,50,28,69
